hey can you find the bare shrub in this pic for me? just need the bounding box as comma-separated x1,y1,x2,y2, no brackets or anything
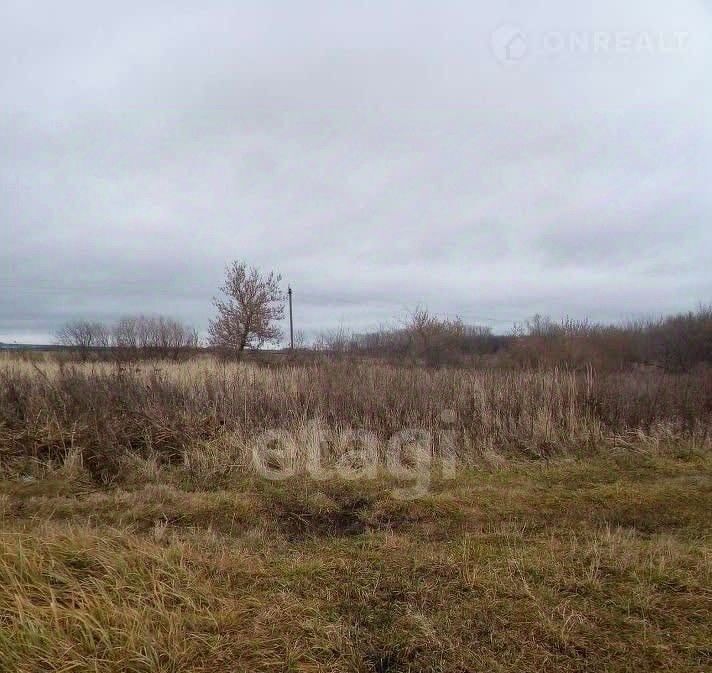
504,307,712,372
313,326,354,355
56,316,198,362
338,309,500,366
55,320,110,359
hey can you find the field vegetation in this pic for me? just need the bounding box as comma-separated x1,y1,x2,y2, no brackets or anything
0,349,710,672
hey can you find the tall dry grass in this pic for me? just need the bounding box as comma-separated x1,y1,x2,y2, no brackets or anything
1,355,710,482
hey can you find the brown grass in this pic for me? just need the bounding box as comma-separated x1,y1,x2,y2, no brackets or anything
1,454,710,672
1,356,710,481
0,355,711,671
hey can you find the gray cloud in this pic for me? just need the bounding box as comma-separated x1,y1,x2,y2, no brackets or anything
1,1,711,342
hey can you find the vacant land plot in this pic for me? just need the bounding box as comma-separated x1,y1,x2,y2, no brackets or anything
0,357,710,672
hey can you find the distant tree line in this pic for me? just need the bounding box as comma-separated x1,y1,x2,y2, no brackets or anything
313,308,502,366
503,308,712,372
312,305,712,372
55,302,712,371
52,257,712,373
56,315,199,360
54,260,285,362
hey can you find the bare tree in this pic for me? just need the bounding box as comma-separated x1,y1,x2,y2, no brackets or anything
406,307,437,357
113,315,199,360
113,317,139,350
208,261,285,356
152,316,200,359
293,329,307,349
313,325,353,354
55,320,110,358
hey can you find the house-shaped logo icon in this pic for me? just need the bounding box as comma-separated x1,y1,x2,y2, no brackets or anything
490,24,529,64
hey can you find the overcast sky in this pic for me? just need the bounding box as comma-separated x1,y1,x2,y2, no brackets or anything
1,1,711,342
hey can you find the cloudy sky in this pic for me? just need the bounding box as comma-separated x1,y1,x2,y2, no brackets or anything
1,1,711,342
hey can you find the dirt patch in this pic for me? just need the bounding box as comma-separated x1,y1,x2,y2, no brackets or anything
274,493,372,540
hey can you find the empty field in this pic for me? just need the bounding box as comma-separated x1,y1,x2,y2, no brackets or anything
1,356,710,672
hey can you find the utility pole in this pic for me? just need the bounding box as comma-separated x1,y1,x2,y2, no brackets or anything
288,286,294,350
